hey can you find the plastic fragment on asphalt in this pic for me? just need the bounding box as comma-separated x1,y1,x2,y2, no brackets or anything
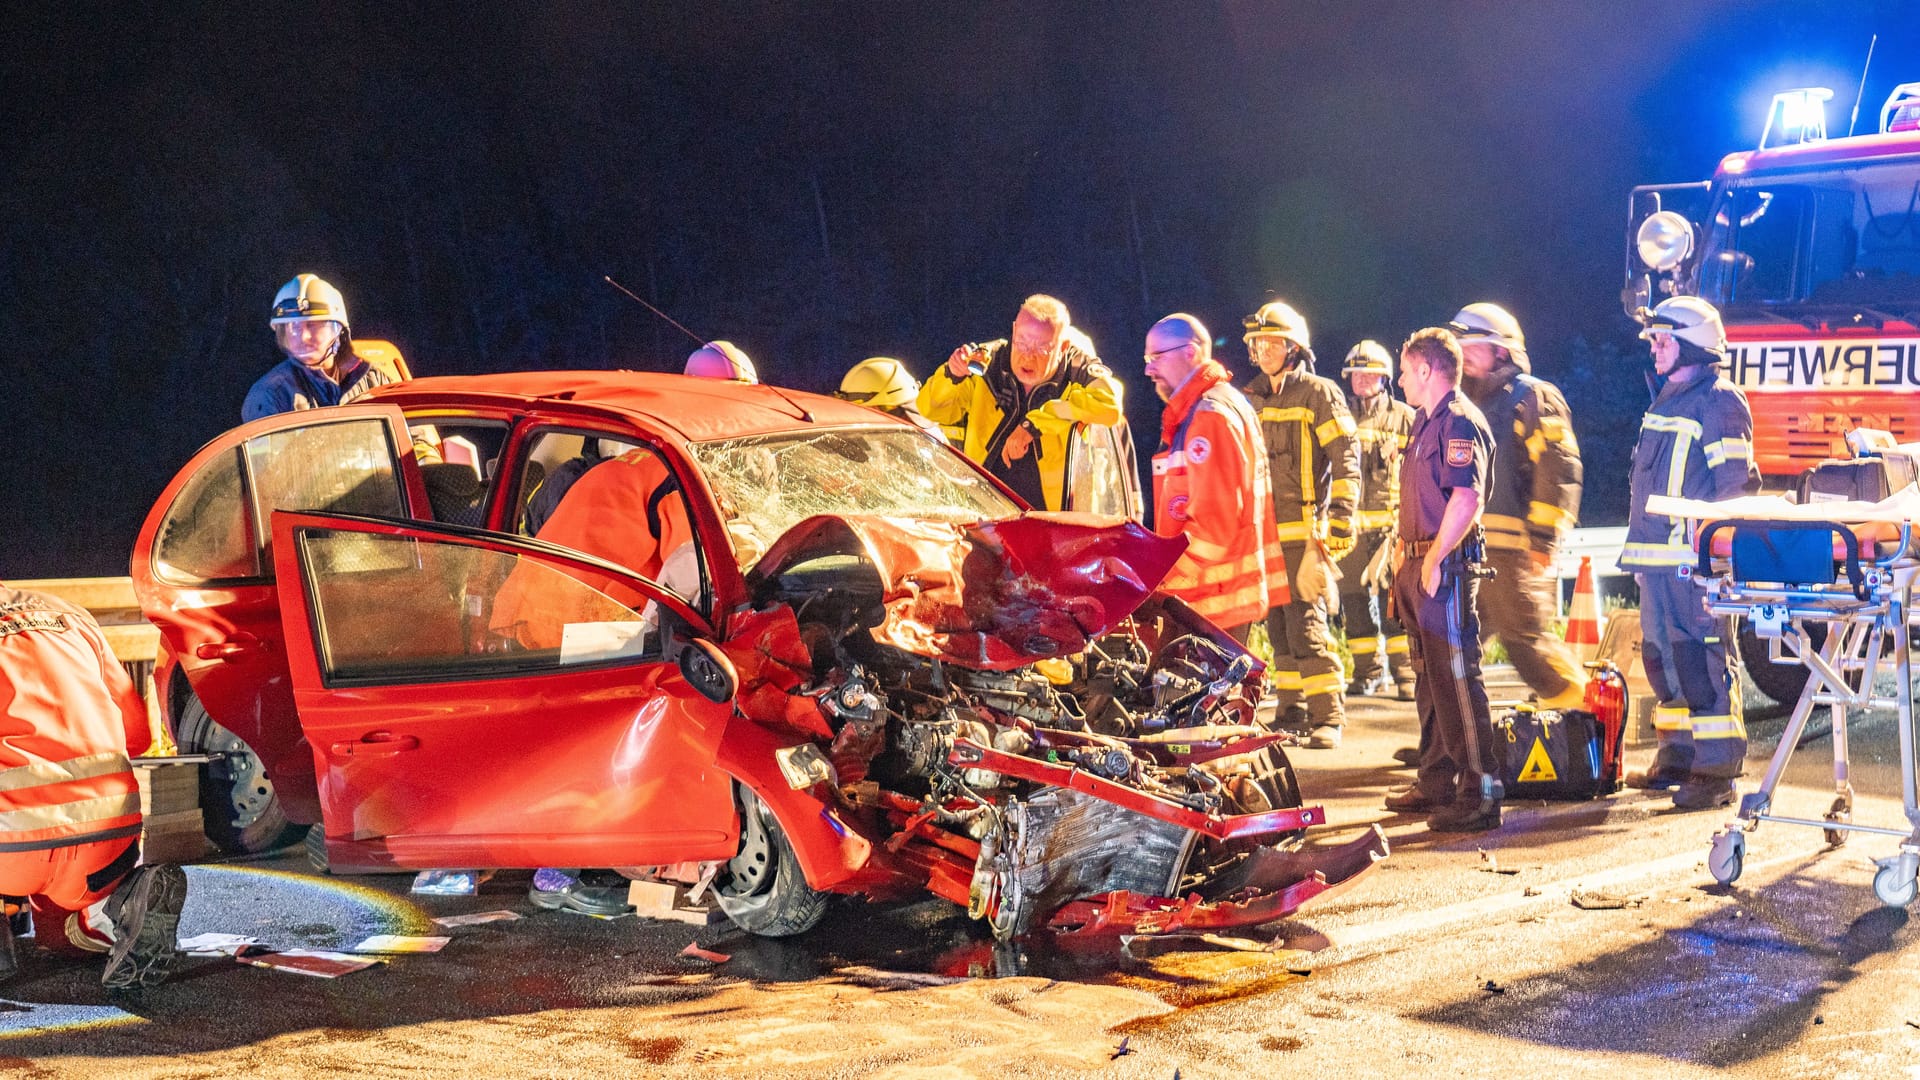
177,932,258,955
432,910,523,928
236,948,384,978
679,943,731,964
1483,980,1505,994
1570,889,1644,910
411,870,482,895
353,934,451,954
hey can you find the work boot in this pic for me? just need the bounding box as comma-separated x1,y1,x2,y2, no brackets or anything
1305,725,1342,749
1384,786,1449,813
1277,704,1312,734
1428,800,1502,833
1345,679,1370,698
1395,682,1415,702
529,868,633,916
0,912,16,983
1671,777,1736,812
101,864,188,990
1624,766,1688,791
1391,746,1421,767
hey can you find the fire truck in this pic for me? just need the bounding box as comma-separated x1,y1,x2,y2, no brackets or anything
1622,80,1920,703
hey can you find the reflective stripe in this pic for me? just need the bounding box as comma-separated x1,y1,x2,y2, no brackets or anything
1528,501,1576,531
1274,520,1315,542
1316,416,1355,445
1300,671,1344,698
1641,414,1704,439
1185,535,1230,561
1329,478,1360,503
1151,452,1185,475
1356,508,1397,529
0,791,140,836
1348,635,1382,652
1621,542,1692,567
1385,635,1410,655
1260,407,1315,424
1703,437,1752,468
1690,714,1746,740
1652,704,1691,731
1270,670,1303,690
0,752,132,794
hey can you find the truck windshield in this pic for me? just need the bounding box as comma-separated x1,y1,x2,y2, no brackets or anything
1699,158,1920,314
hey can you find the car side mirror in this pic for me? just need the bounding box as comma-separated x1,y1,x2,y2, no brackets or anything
678,637,738,704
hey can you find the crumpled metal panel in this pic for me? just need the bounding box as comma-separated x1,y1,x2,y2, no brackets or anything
1001,786,1196,937
750,512,1186,670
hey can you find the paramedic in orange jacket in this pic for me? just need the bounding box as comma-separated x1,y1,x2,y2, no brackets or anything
0,582,187,989
1143,314,1287,641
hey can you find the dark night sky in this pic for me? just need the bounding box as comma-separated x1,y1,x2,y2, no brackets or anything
4,2,1917,577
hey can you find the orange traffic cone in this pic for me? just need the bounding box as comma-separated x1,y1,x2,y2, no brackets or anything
1565,555,1604,659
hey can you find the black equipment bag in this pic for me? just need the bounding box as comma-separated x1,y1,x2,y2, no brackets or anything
1494,707,1618,800
1797,455,1915,504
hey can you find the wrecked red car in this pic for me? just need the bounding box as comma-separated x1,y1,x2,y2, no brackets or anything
132,371,1383,938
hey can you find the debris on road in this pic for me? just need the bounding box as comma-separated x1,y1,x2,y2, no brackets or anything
411,870,491,896
1477,850,1542,875
1111,1036,1133,1059
235,947,384,978
1571,889,1645,910
353,934,451,954
1482,980,1506,995
178,933,258,956
432,910,523,928
679,942,731,964
835,966,965,988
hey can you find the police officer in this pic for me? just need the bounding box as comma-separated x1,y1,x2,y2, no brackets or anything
1450,303,1586,710
1621,297,1760,810
1383,329,1501,832
1337,341,1416,701
243,274,396,421
1240,301,1360,748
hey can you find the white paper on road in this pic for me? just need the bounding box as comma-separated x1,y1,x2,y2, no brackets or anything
353,934,451,953
177,932,259,955
432,910,523,928
237,949,385,978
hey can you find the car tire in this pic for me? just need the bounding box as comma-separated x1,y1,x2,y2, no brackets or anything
304,823,330,875
714,786,829,938
1738,621,1824,707
178,693,308,855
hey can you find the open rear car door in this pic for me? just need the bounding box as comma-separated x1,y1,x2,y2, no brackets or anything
268,511,739,871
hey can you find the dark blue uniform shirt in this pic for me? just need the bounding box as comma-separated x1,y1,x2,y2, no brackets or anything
1398,388,1495,543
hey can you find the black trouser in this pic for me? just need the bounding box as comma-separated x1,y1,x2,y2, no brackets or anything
1393,557,1501,808
1336,529,1413,686
1266,539,1346,729
1475,546,1580,700
1637,569,1746,780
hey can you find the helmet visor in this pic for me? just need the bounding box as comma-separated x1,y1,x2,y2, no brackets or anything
275,319,343,365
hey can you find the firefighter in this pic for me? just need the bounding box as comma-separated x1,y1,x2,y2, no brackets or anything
1383,330,1502,832
1142,314,1285,641
0,582,187,988
1449,303,1586,710
838,357,947,441
1337,340,1416,701
1622,297,1759,810
243,273,396,421
918,295,1138,514
684,341,759,383
1240,301,1360,748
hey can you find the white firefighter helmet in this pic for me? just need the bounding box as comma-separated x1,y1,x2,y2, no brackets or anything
271,274,349,330
1638,296,1727,357
1242,300,1311,351
685,341,758,383
839,357,920,408
1447,302,1525,357
1342,339,1393,376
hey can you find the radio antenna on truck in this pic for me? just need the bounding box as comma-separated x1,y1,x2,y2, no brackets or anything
1847,34,1878,137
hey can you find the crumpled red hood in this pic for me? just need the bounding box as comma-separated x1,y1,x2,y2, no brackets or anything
749,513,1187,670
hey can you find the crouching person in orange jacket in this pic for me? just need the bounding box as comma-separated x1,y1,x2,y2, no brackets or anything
0,582,186,989
1143,314,1288,641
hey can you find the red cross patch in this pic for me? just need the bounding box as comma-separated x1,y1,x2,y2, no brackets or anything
1446,438,1473,467
1186,436,1211,464
1166,495,1190,520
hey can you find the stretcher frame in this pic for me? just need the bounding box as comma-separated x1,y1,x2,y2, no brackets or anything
1687,517,1920,905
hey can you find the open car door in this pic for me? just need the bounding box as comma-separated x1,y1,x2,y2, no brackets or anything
130,404,432,822
269,511,739,871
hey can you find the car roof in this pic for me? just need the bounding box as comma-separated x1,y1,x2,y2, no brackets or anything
367,370,900,442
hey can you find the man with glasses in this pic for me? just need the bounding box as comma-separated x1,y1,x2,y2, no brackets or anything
1142,314,1283,642
1240,300,1360,748
243,274,396,421
918,295,1136,514
1620,297,1759,811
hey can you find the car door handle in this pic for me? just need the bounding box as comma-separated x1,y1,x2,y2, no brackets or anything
196,634,263,661
329,732,420,757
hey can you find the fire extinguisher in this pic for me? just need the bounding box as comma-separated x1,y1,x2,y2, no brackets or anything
1584,661,1627,788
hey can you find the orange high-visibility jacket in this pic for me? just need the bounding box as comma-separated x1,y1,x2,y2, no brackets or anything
0,585,148,853
1152,366,1289,628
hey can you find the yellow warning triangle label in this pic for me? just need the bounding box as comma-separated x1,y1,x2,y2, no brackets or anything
1517,738,1559,783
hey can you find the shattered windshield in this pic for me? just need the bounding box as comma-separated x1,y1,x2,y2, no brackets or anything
688,427,1021,568
1699,159,1920,313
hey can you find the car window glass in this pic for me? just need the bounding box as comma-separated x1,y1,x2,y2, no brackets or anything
297,529,661,684
408,419,509,528
244,418,407,571
154,447,258,583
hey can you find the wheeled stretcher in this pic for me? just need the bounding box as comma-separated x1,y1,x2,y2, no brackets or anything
1648,488,1920,904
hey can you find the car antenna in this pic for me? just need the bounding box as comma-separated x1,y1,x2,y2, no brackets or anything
1847,33,1878,137
602,275,814,422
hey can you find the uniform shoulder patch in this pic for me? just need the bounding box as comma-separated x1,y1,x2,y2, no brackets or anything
1186,436,1211,464
1446,438,1473,467
1166,494,1190,521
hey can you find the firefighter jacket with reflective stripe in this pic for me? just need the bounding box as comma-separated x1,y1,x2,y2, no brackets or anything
1620,370,1760,570
0,586,148,853
1347,390,1414,533
1152,361,1289,626
918,342,1134,513
1240,367,1360,542
1465,361,1583,555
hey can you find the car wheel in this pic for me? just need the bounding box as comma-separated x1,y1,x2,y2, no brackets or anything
1738,621,1824,707
179,694,308,855
713,787,829,938
304,824,330,875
